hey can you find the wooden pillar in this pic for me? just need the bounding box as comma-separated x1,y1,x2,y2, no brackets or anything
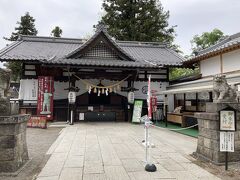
220,54,223,74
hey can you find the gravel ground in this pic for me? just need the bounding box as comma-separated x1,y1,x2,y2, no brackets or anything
0,127,62,180
192,155,240,180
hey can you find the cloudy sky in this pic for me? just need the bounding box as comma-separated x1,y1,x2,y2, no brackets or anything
0,0,240,55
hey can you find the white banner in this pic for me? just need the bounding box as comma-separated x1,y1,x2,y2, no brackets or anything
19,79,38,101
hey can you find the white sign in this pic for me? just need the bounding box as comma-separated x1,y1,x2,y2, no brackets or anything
79,113,84,121
128,91,135,104
220,110,235,131
88,106,93,111
220,132,234,152
19,79,38,101
68,91,76,104
132,100,143,123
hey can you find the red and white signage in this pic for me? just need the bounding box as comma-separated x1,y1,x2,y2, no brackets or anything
37,76,54,120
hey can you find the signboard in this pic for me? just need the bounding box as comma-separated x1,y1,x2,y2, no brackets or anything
132,100,143,123
220,110,236,131
27,116,47,129
37,76,54,120
68,91,76,104
220,131,234,152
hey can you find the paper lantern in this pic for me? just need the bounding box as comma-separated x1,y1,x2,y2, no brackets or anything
88,86,92,94
128,91,134,104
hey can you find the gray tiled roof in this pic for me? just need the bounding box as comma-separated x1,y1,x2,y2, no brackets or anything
0,31,185,68
185,32,240,64
43,58,154,68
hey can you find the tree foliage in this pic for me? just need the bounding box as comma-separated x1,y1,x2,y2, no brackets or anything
99,0,176,44
51,26,63,37
170,29,224,80
4,12,37,41
4,12,38,81
169,67,199,81
191,28,225,54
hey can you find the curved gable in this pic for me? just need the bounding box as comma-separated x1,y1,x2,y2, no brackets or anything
66,29,135,61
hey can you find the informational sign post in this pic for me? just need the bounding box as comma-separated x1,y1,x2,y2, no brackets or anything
132,100,143,123
220,132,234,152
219,107,236,171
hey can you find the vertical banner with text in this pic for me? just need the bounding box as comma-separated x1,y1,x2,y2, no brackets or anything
37,76,54,120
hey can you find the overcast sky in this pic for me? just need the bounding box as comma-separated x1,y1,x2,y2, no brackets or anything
1,0,240,55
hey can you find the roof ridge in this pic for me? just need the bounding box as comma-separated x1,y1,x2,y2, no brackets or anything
197,35,230,55
117,40,167,46
0,40,23,57
19,35,86,44
229,32,240,40
197,32,240,55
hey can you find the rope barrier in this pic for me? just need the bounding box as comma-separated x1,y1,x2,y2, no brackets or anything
153,123,198,131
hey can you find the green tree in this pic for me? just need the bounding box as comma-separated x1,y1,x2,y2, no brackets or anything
4,12,38,81
169,67,199,81
51,26,63,37
99,0,176,44
191,28,225,54
170,29,225,80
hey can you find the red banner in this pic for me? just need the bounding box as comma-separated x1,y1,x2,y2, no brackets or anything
37,76,54,120
148,75,152,119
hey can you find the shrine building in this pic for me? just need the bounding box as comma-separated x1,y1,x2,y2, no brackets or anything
0,26,185,122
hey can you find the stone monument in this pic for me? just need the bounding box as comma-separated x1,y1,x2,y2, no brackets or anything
0,68,30,173
194,74,240,164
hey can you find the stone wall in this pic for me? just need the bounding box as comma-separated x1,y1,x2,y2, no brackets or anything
0,114,30,172
194,103,240,164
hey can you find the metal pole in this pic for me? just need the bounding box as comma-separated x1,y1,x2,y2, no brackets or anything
225,152,228,171
165,105,168,127
145,125,148,163
70,105,74,125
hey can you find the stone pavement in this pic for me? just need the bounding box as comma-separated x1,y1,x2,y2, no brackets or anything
36,122,220,180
